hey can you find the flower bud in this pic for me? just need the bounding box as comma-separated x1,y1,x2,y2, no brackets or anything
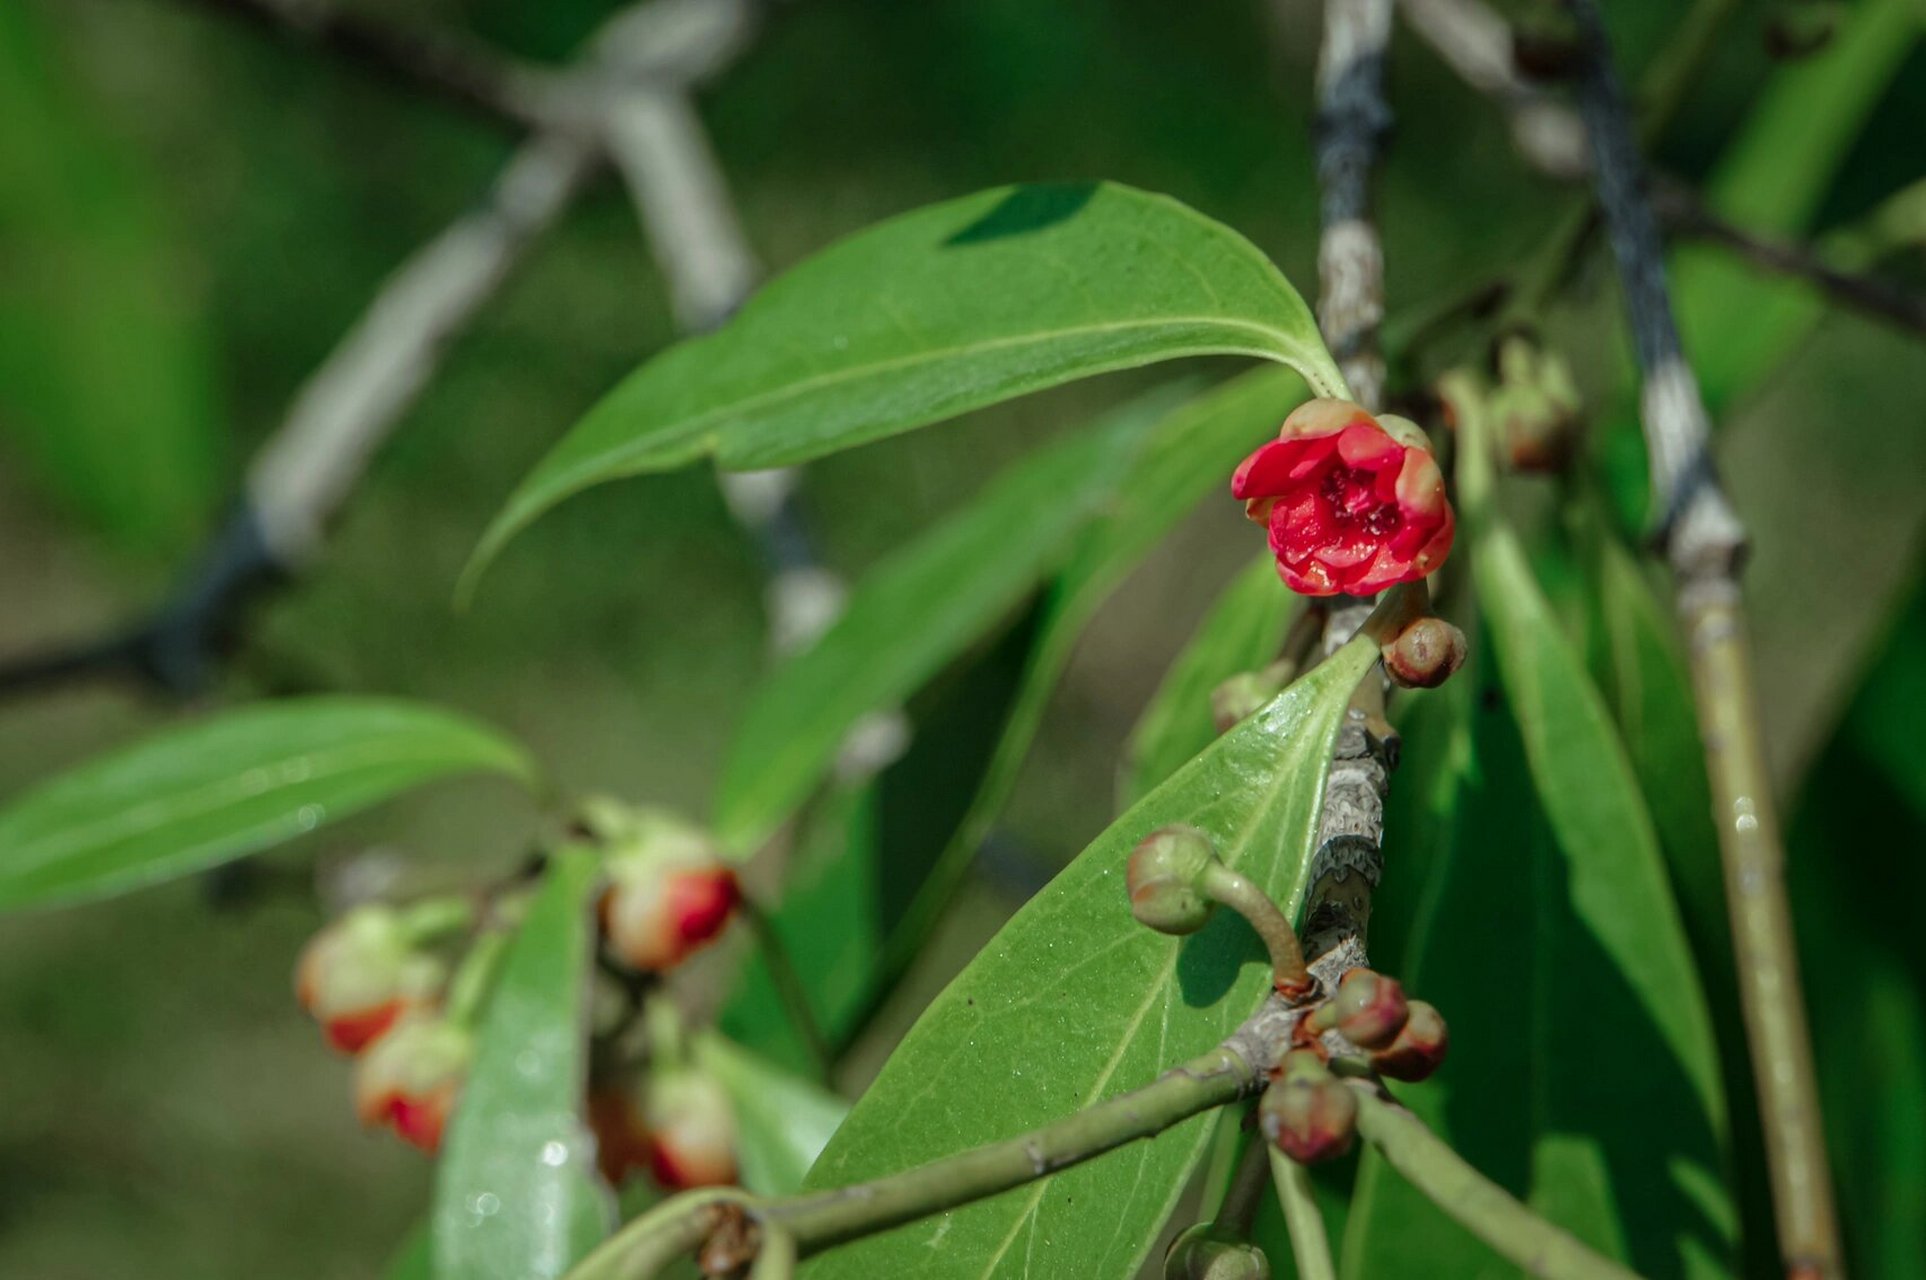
1126,825,1219,936
353,1014,469,1152
643,1070,738,1190
600,811,741,973
1370,999,1450,1082
1328,968,1409,1050
1382,617,1467,690
1164,1222,1272,1280
1492,336,1582,473
296,904,445,1054
1261,1050,1358,1165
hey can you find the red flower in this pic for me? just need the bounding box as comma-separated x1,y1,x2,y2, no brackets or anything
296,905,444,1054
1232,399,1454,596
354,1015,469,1153
601,841,741,974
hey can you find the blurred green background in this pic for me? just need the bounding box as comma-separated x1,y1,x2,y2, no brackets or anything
1,0,1921,1276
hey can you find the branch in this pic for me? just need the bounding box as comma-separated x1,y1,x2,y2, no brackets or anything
1563,3,1843,1276
1348,1083,1642,1280
1303,0,1396,965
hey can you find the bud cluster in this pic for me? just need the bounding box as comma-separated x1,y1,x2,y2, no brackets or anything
586,802,743,974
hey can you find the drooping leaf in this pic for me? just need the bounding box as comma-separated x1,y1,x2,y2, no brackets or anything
694,1034,849,1196
433,847,610,1280
1341,617,1736,1279
1123,552,1297,804
465,182,1340,589
711,386,1181,855
0,698,536,912
799,633,1379,1280
868,366,1307,998
0,2,224,552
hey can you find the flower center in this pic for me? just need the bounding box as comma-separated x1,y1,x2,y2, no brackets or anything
1320,466,1401,539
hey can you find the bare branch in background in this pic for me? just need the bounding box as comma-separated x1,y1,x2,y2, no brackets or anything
1563,2,1843,1275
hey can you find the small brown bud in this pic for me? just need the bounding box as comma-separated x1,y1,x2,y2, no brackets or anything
1164,1223,1272,1280
1383,617,1467,689
1262,1052,1358,1165
1330,968,1410,1050
1371,999,1450,1081
1127,826,1219,936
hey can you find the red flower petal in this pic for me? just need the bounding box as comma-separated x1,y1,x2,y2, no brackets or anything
325,999,407,1055
1336,422,1403,471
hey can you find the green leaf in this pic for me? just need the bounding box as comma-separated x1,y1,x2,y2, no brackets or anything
433,847,611,1280
0,697,535,912
711,387,1177,854
0,3,223,553
799,633,1378,1280
465,182,1340,590
694,1034,850,1196
1123,552,1297,804
870,366,1308,995
383,1223,431,1280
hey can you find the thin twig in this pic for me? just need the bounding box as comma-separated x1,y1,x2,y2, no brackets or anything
1563,3,1843,1276
1348,1084,1643,1280
1270,1147,1338,1280
738,897,833,1084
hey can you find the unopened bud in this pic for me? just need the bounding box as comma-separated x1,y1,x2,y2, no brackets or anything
296,904,445,1054
600,810,741,973
1126,825,1219,935
644,1070,738,1189
1493,336,1582,473
353,1014,469,1153
1382,617,1466,690
1329,968,1409,1050
1262,1050,1358,1164
1164,1222,1272,1280
1371,999,1450,1081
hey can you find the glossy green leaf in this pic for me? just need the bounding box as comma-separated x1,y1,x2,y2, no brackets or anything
0,697,536,912
869,366,1308,998
694,1034,849,1197
711,387,1176,854
1123,552,1297,804
799,632,1379,1280
384,1223,431,1280
465,182,1340,589
0,3,223,552
433,847,610,1280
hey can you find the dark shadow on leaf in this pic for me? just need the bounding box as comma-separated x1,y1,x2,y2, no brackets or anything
1175,902,1266,1009
945,184,1100,246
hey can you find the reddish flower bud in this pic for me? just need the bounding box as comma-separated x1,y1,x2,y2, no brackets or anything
1329,968,1409,1050
354,1015,469,1153
1232,400,1455,597
1370,999,1450,1081
1382,617,1467,690
1126,825,1218,936
643,1070,738,1190
600,812,741,973
1164,1222,1273,1280
296,905,444,1054
1262,1050,1358,1164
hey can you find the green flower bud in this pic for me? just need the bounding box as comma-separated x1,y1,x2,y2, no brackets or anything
1262,1052,1358,1165
1126,826,1219,935
1330,968,1410,1050
1164,1222,1272,1280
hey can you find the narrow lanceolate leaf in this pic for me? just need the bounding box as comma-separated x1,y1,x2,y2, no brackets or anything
434,847,610,1280
465,182,1340,589
711,388,1177,855
1123,552,1297,804
0,698,535,912
695,1034,850,1196
800,634,1378,1280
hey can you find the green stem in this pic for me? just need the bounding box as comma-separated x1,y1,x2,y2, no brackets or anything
749,1224,796,1280
398,895,475,946
1217,1126,1271,1237
567,1189,754,1280
444,928,511,1028
1349,1085,1643,1280
1270,1148,1337,1280
1201,861,1313,996
741,896,833,1083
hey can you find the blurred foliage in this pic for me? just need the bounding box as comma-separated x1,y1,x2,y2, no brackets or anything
0,0,1922,1276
